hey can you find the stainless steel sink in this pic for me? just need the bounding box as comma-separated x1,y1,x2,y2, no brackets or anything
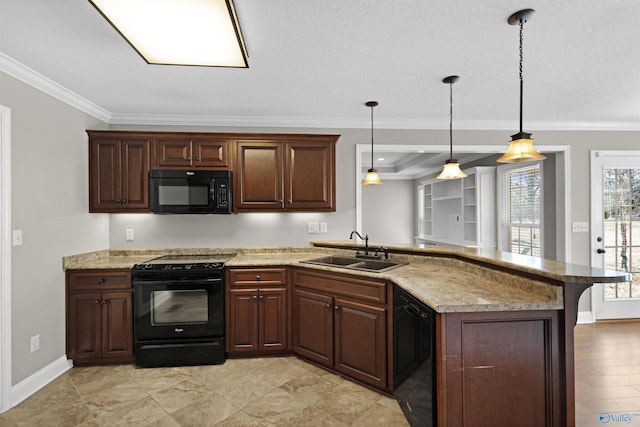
301,256,407,273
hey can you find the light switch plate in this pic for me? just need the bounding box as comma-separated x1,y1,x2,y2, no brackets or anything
307,222,320,234
572,222,589,233
12,229,23,246
320,222,328,233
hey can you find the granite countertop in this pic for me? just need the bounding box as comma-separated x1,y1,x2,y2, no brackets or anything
310,240,631,284
62,246,570,313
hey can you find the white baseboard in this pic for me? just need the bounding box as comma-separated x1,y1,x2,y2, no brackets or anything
577,311,595,324
10,356,73,408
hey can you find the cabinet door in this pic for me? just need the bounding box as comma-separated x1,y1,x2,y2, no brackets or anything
101,291,133,358
285,141,335,211
68,293,102,360
156,138,192,168
89,138,121,211
259,288,288,351
334,297,387,389
121,139,150,209
235,141,284,211
89,135,150,213
192,138,231,169
227,288,260,352
292,288,334,367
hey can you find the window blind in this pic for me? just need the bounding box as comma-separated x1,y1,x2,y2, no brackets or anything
499,163,542,256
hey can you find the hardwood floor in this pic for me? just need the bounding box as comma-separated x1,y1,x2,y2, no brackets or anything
575,320,640,427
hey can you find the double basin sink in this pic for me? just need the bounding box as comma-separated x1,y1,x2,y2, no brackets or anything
301,255,407,273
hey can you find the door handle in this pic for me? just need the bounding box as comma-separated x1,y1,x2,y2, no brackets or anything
597,248,606,254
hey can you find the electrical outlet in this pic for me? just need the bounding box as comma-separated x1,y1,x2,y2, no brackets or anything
572,222,589,233
320,222,328,233
125,228,134,241
30,334,39,353
307,222,320,234
12,229,23,246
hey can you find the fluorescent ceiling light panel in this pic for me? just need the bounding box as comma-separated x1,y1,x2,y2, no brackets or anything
90,0,248,67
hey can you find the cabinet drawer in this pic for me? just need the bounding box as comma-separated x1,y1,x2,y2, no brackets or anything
229,268,287,286
68,270,131,291
292,269,387,305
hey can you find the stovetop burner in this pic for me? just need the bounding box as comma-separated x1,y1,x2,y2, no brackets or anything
131,254,236,273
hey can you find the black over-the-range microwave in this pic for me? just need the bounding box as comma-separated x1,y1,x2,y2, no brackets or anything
149,170,232,214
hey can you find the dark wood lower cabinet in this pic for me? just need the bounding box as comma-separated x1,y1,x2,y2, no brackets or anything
66,270,133,364
438,310,561,427
226,268,289,355
292,288,334,366
334,297,387,389
291,268,391,392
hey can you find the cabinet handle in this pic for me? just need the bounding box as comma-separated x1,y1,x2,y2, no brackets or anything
255,275,261,281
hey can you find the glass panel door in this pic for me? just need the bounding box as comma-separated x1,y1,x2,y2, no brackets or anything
591,152,640,319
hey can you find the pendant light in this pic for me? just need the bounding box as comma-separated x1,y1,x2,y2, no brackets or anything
437,76,467,180
497,8,546,163
362,101,383,185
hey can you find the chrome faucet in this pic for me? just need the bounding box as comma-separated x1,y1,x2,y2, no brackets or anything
349,231,369,255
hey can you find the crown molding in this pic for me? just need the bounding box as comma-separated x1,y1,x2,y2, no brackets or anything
2,53,638,132
0,53,111,122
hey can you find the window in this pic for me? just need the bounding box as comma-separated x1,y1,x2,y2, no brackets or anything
498,162,543,257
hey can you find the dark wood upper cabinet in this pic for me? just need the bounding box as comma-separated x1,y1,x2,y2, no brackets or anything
88,131,151,213
87,131,338,214
234,135,338,212
155,136,231,169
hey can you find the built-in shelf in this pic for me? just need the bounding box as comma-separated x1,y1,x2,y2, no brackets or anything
417,166,496,248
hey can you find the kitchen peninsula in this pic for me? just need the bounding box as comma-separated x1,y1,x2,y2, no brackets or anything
63,243,628,427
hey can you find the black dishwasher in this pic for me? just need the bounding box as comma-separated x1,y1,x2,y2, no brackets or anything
393,286,436,427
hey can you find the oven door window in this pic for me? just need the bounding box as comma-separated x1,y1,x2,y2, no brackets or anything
158,184,209,207
151,289,208,325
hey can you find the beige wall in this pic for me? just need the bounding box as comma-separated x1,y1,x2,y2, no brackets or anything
3,68,639,385
1,72,109,384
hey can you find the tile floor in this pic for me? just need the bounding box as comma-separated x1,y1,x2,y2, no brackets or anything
3,320,639,426
0,356,409,426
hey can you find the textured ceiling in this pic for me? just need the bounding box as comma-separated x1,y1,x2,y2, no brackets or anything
0,0,638,130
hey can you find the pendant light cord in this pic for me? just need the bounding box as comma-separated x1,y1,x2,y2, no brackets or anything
519,20,524,134
370,104,374,170
449,80,453,160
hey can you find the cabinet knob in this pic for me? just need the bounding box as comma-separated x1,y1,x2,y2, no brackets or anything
259,295,264,300
102,300,107,305
287,199,292,204
196,157,201,162
255,275,261,281
252,295,258,300
94,300,100,304
325,303,331,310
122,199,128,204
187,156,191,161
99,278,106,284
334,305,340,311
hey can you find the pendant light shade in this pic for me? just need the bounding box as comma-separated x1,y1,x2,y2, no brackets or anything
497,8,546,164
362,101,383,185
437,76,467,180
